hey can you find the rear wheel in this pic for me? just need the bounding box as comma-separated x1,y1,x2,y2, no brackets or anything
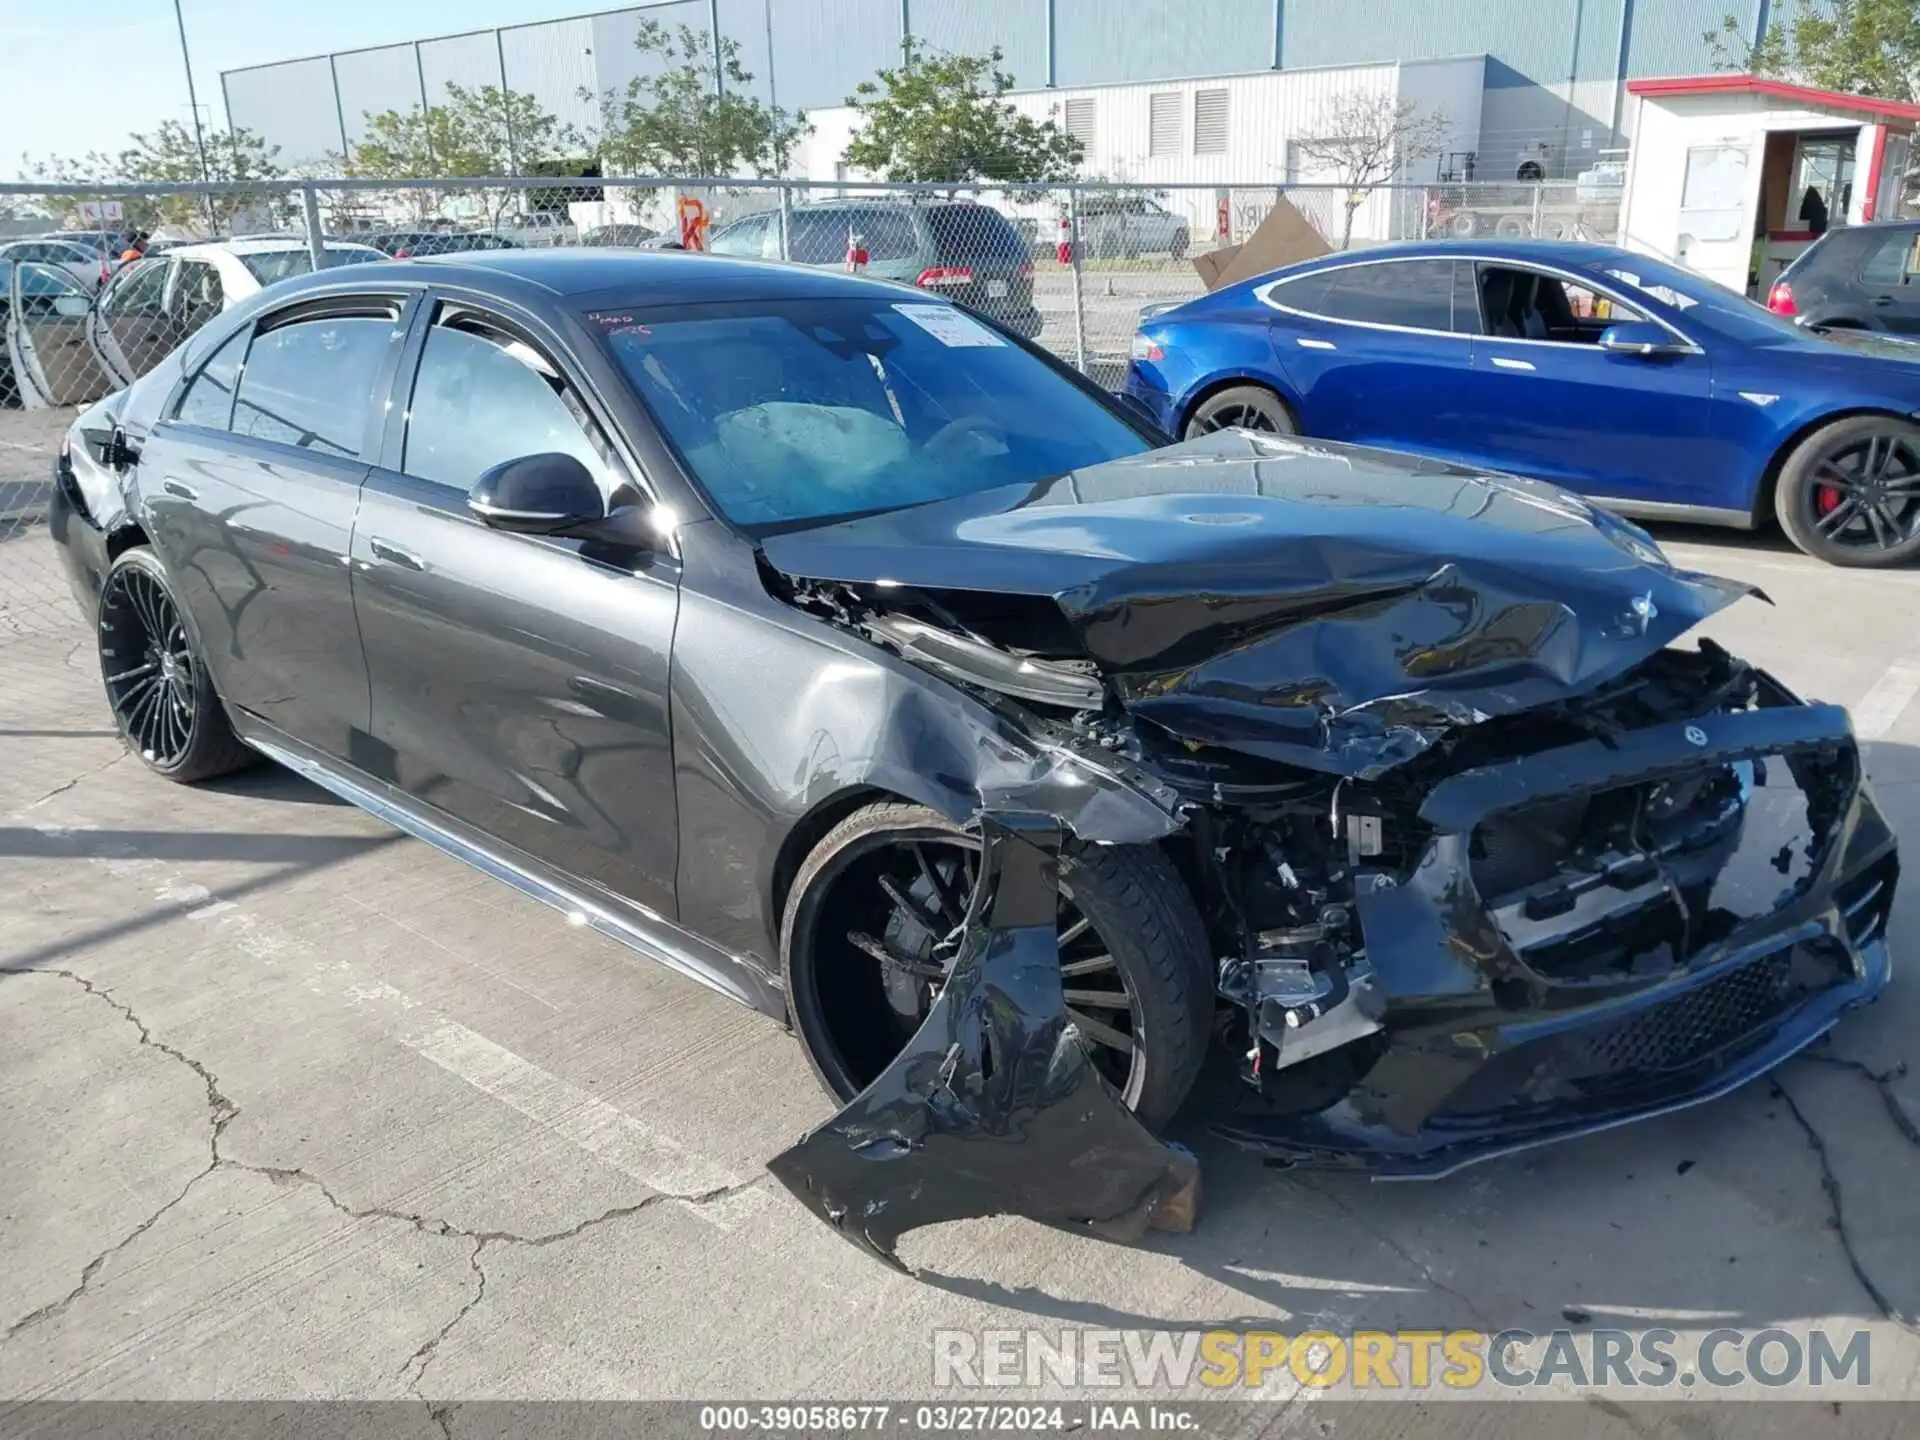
780,802,1212,1128
1183,384,1297,440
97,547,254,781
1775,415,1920,567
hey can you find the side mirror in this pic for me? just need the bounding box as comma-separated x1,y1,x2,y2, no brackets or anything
1598,321,1688,358
53,294,93,318
468,453,606,535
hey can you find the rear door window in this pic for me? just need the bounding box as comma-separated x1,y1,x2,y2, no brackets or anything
231,312,392,458
710,214,769,258
100,257,169,318
1859,230,1920,286
1317,260,1458,332
852,210,921,261
788,211,849,264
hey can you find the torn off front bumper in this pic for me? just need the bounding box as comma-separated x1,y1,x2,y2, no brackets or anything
1212,679,1898,1177
767,815,1199,1270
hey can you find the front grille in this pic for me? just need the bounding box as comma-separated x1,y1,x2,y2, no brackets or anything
1575,951,1794,1074
1436,942,1851,1120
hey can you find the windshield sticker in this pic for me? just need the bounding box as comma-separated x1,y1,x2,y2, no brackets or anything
892,303,1005,347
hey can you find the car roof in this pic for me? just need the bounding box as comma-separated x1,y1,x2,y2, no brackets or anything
394,247,926,303
1283,238,1650,272
167,238,384,259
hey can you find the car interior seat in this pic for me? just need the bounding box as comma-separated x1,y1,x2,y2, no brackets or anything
1480,270,1520,337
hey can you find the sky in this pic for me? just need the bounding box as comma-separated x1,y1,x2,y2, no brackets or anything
4,0,601,175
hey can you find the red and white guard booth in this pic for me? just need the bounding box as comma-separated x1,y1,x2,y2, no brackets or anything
1617,74,1920,297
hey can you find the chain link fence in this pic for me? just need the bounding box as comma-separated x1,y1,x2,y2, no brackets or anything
1,174,1604,642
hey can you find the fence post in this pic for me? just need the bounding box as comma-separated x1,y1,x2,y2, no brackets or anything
778,181,793,261
1530,183,1544,239
1067,189,1087,375
300,186,327,270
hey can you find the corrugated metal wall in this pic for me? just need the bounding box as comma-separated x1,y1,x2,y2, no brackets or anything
912,0,1049,91
501,16,601,136
221,0,1757,170
334,44,425,147
1054,0,1274,86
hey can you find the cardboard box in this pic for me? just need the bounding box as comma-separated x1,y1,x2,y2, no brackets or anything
1192,196,1332,291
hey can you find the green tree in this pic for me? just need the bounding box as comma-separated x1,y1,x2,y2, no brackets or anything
348,82,585,224
24,122,282,233
841,45,1083,183
1707,1,1920,99
588,22,807,175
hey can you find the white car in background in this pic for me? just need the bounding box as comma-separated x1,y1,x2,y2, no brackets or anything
6,238,384,408
0,237,116,289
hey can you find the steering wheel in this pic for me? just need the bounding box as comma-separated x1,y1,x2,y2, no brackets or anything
922,414,1005,459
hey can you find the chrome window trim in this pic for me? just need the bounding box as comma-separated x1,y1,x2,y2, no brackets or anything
1254,252,1705,354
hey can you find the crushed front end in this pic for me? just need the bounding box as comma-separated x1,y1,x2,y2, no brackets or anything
1182,643,1897,1175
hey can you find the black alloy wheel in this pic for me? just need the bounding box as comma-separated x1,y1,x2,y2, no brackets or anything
781,802,1212,1128
1777,416,1920,568
97,548,254,781
1183,384,1298,440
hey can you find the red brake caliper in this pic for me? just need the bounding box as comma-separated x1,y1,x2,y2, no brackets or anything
1817,485,1842,515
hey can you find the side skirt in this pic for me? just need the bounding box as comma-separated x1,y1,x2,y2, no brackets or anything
1588,496,1757,530
234,717,787,1020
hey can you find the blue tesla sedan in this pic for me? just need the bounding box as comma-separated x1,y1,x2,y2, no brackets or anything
1122,239,1920,567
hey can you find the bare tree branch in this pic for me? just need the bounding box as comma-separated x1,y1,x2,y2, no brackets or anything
1293,92,1451,249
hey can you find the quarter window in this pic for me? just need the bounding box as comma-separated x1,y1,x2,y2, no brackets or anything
173,260,225,332
710,214,770,258
402,313,610,492
231,313,392,457
173,329,250,430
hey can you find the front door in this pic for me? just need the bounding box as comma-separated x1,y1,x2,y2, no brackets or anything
89,256,177,383
144,299,405,757
1458,263,1717,505
6,262,116,408
350,297,680,916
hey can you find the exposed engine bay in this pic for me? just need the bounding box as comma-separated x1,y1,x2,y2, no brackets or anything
757,433,1897,1261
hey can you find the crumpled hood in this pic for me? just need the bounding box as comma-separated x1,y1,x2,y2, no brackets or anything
762,431,1760,775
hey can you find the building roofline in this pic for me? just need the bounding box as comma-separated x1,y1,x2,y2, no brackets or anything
1626,73,1920,124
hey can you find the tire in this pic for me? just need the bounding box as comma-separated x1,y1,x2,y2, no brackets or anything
1183,384,1298,440
1169,230,1188,260
1774,415,1920,568
1494,214,1527,237
780,801,1213,1129
97,547,256,782
1448,212,1479,238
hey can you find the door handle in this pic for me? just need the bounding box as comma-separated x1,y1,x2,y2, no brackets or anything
1491,356,1536,371
161,478,198,501
368,538,424,571
1871,295,1894,305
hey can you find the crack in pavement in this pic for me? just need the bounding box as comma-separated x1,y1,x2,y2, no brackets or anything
1798,1050,1920,1148
1770,1073,1920,1335
1292,1173,1500,1332
0,962,770,1381
16,750,131,815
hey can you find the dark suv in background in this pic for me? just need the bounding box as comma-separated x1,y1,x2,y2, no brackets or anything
1768,220,1920,332
708,199,1043,338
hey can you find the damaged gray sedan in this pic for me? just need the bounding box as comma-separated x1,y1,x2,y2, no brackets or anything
49,252,1897,1269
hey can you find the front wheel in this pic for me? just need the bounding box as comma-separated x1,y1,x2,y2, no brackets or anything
1774,415,1920,567
780,802,1213,1128
1183,384,1298,440
97,547,255,781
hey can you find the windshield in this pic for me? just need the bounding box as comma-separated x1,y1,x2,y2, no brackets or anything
592,297,1149,532
240,247,381,286
1589,255,1806,344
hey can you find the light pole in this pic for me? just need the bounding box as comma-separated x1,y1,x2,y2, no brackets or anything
172,0,217,229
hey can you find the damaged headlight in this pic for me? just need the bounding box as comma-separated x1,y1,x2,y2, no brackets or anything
864,613,1105,710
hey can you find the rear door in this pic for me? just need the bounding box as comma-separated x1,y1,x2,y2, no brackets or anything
1852,227,1920,334
6,261,116,408
349,296,681,915
145,295,408,756
1264,256,1480,461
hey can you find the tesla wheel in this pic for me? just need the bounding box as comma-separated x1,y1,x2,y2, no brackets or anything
1184,385,1297,440
781,802,1212,1128
97,548,254,782
1775,416,1920,568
